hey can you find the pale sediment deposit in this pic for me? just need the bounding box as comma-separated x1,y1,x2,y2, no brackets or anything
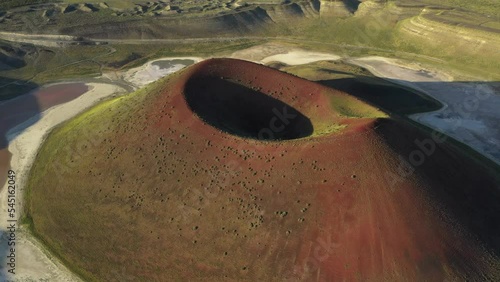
0,83,125,281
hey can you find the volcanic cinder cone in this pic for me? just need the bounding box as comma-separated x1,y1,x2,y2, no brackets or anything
27,59,500,281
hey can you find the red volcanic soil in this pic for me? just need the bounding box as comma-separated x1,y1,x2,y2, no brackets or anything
27,59,500,281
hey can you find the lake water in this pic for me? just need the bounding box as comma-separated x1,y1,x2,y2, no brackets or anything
0,82,89,188
152,59,196,70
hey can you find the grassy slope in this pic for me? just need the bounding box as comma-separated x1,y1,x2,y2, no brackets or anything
22,60,387,281
414,0,500,16
7,0,500,279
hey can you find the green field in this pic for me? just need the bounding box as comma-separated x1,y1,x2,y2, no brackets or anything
1,0,499,96
0,39,266,100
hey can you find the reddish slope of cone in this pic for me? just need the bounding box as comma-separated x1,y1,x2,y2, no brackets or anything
26,59,500,281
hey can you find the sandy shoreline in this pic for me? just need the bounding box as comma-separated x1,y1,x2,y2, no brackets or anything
0,83,125,281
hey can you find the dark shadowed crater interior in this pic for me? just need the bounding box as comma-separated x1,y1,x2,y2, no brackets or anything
184,77,313,140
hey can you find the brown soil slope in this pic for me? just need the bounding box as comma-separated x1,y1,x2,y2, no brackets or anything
27,59,500,281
